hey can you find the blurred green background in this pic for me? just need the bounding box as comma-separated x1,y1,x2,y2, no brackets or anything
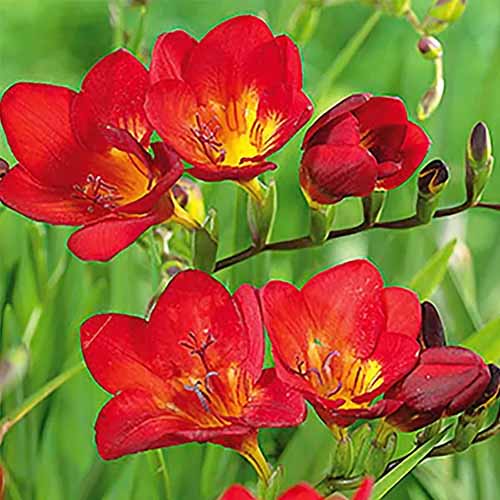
0,0,499,499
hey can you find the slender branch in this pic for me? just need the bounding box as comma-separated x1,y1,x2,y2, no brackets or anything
0,361,84,445
214,201,497,273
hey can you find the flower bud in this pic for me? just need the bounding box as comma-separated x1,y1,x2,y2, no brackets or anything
422,0,466,35
192,209,218,273
247,179,277,249
416,160,450,223
417,76,445,121
0,158,9,179
466,122,494,204
419,301,447,348
386,346,491,432
418,36,443,61
172,178,206,225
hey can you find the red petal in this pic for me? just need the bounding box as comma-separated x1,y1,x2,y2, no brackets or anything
67,211,163,261
81,313,167,396
95,388,249,460
303,113,360,150
72,49,151,150
353,96,408,131
233,285,264,382
300,144,377,204
188,162,277,182
358,331,420,401
0,82,82,185
302,260,385,359
148,270,250,377
353,478,375,500
382,287,421,339
302,93,371,149
242,369,306,428
145,79,206,166
150,31,197,84
276,35,303,89
0,165,105,225
260,280,317,394
280,483,323,500
377,122,431,190
220,485,255,500
183,15,274,103
256,86,313,158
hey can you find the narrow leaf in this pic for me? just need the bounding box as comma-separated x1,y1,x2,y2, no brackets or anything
462,317,500,362
409,239,457,300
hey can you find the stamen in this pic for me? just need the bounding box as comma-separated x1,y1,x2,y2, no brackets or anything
204,371,219,393
322,350,340,374
190,114,226,165
326,380,343,398
184,381,211,413
72,174,123,210
304,367,324,386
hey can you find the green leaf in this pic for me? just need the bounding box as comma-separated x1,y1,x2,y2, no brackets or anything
462,317,500,362
409,239,457,300
372,427,450,500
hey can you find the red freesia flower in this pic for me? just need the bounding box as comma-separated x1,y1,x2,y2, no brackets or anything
386,346,491,432
300,94,430,204
145,15,313,182
260,260,422,428
220,478,374,500
81,270,305,481
0,49,192,262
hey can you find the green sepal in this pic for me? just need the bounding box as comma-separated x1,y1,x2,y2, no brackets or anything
362,190,386,225
257,465,283,500
192,209,219,272
451,410,488,452
330,434,354,478
350,423,373,477
310,204,335,244
364,430,397,479
247,179,277,249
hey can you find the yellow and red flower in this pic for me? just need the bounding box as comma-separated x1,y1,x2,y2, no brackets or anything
81,270,305,481
260,260,422,428
220,477,373,500
145,15,313,182
300,94,430,204
0,49,190,261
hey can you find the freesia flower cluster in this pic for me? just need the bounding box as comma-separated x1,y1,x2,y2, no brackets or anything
0,13,498,500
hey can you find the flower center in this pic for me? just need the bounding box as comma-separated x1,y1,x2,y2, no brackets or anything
190,90,284,167
176,330,251,427
294,346,384,409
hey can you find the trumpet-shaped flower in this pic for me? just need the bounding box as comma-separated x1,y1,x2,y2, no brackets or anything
0,49,190,261
261,260,422,427
145,15,313,182
81,270,305,481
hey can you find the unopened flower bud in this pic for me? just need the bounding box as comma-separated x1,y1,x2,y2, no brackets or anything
423,0,467,35
418,36,443,60
192,209,218,273
466,364,500,413
247,179,277,248
0,158,9,179
466,122,494,204
172,178,206,225
416,159,449,223
419,301,447,348
417,76,445,121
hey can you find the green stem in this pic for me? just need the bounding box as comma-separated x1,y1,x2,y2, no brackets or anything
155,449,172,500
317,10,382,96
0,362,84,445
109,0,126,48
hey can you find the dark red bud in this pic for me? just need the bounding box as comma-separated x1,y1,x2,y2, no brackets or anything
419,301,446,348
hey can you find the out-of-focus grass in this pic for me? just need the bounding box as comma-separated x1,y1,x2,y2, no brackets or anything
0,0,499,499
